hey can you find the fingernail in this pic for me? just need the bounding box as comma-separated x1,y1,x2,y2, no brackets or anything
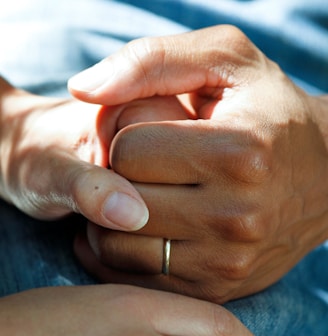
103,192,149,231
68,61,110,93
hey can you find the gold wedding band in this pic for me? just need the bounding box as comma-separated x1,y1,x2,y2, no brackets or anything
162,238,171,275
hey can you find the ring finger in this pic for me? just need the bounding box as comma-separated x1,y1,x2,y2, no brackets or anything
74,228,209,300
85,222,200,281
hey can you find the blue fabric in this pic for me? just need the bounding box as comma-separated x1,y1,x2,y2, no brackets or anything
1,0,327,95
0,1,328,334
0,0,188,96
0,201,95,294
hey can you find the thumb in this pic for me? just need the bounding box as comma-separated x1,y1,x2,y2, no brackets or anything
24,156,149,231
68,25,256,106
69,162,149,231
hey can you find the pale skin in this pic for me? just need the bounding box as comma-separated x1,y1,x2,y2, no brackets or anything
0,77,191,229
0,78,251,333
68,25,328,304
0,77,147,230
0,284,251,335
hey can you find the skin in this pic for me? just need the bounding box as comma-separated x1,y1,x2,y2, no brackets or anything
69,25,328,304
0,74,250,334
0,77,189,230
0,284,252,335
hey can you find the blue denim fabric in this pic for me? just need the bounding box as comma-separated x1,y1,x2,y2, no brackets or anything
1,0,327,96
0,201,96,294
0,1,327,334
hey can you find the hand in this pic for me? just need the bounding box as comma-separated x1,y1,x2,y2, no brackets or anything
0,77,187,230
69,25,328,303
0,284,252,335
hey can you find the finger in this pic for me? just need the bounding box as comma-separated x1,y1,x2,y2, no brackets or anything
86,224,164,274
68,25,261,105
110,118,262,185
74,230,202,298
70,97,188,230
85,194,261,279
134,183,206,239
84,223,251,292
131,182,236,241
111,119,213,184
85,222,205,280
29,153,148,231
74,229,252,305
113,95,193,131
70,163,149,231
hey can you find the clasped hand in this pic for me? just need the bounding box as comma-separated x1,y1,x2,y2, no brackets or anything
69,25,328,304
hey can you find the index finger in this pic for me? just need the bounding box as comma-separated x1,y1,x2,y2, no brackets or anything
68,25,262,106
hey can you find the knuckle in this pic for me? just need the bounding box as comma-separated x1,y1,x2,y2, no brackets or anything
207,25,263,70
221,211,266,243
198,241,256,283
220,25,248,45
220,25,264,63
243,148,271,182
124,36,166,94
222,143,272,185
205,196,267,243
221,252,255,281
198,246,254,284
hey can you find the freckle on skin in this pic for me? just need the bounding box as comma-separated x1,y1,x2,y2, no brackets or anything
94,186,99,190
